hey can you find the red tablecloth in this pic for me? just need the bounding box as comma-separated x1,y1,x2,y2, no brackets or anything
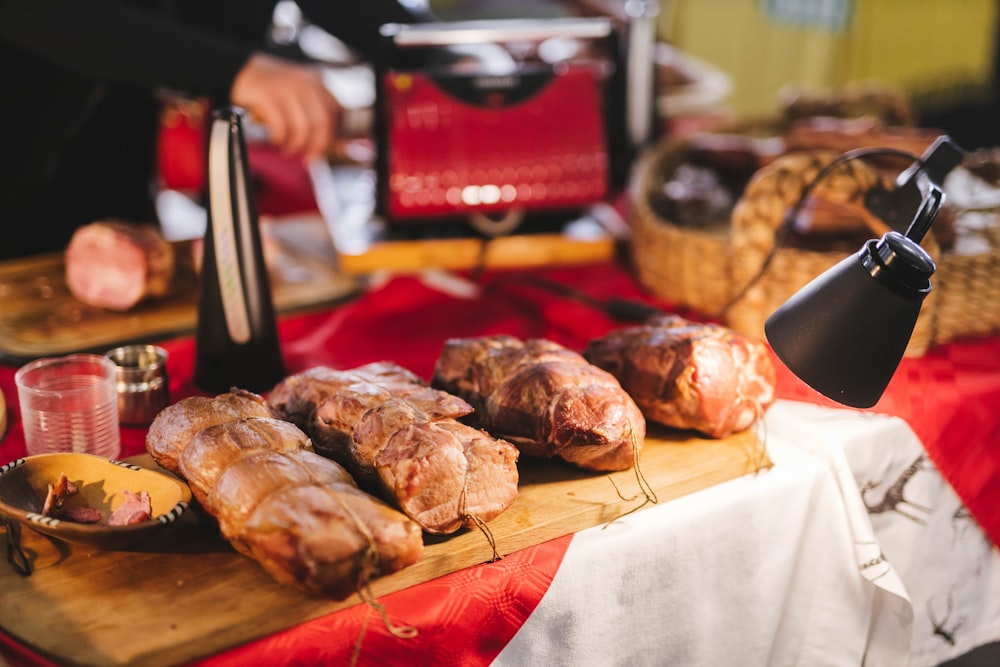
1,261,998,666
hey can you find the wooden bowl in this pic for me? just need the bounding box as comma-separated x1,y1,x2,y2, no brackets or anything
0,453,191,549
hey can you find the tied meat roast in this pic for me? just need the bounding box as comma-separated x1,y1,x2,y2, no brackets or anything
432,335,645,472
146,388,423,599
266,362,520,535
584,315,776,438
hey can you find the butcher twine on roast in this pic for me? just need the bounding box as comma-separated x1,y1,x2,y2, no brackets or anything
584,315,776,438
267,362,520,536
146,390,423,600
432,335,646,472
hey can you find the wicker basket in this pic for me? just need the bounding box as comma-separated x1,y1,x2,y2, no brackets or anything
629,142,942,357
629,140,735,315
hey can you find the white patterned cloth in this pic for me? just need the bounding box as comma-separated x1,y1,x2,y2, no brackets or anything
494,401,1000,666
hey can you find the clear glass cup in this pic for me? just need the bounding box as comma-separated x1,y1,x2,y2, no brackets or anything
15,354,121,458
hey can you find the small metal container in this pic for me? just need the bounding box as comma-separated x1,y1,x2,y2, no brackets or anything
104,345,170,427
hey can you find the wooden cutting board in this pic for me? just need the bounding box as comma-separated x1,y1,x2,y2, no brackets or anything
0,426,769,667
0,224,359,363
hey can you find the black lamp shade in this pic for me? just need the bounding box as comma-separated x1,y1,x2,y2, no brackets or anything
765,232,935,408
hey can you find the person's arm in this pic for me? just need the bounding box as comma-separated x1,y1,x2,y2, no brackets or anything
0,1,433,157
0,0,346,157
232,1,438,156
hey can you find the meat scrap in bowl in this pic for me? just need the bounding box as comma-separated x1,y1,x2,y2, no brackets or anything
107,489,153,525
42,472,152,526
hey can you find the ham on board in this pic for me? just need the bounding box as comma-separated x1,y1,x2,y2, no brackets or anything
65,220,175,311
267,362,520,536
431,335,646,472
583,315,776,438
146,389,423,600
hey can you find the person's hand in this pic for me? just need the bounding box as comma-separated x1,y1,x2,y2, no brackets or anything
230,52,341,159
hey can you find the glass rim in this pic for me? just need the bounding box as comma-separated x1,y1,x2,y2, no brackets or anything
15,354,117,395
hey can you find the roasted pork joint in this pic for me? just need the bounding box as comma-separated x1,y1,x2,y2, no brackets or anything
267,363,520,535
584,316,776,438
432,335,646,472
146,391,423,599
146,388,275,476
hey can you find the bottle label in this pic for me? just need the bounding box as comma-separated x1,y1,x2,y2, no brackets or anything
208,119,252,345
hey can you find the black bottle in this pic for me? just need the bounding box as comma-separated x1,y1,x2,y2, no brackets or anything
193,107,285,394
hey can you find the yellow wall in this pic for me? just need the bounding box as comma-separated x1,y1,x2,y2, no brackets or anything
663,0,998,118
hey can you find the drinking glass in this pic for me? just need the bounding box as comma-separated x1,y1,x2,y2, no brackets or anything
15,354,121,458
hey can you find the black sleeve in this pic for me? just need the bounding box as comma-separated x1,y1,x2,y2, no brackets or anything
0,0,435,99
0,0,262,100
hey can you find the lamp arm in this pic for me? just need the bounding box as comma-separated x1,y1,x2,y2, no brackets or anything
903,177,944,243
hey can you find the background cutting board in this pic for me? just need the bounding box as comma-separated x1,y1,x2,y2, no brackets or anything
0,426,768,667
0,224,359,363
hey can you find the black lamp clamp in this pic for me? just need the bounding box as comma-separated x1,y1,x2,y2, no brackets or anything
764,136,964,408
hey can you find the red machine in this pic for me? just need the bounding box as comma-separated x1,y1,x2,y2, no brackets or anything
382,63,608,222
376,18,629,234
